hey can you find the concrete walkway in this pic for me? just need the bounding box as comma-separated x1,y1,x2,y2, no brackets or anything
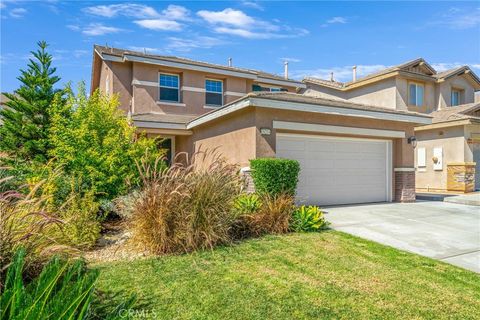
444,192,480,206
324,201,480,273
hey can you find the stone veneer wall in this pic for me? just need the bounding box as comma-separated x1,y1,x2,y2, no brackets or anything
240,167,255,193
395,169,416,202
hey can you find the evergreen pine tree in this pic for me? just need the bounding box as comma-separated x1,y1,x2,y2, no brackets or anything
0,41,62,164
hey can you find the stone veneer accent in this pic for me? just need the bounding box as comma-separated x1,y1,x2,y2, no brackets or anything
240,167,255,193
394,168,416,202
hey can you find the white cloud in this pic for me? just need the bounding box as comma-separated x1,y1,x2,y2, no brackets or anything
321,16,348,27
431,62,480,72
83,3,159,19
292,64,388,82
197,8,308,39
66,24,81,31
166,36,225,52
198,8,255,27
83,3,190,32
281,57,301,63
161,5,190,21
327,16,347,24
133,19,182,31
0,3,6,9
438,7,480,29
241,1,264,11
82,23,123,36
128,36,225,54
9,7,26,18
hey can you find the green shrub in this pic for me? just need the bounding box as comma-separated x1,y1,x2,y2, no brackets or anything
55,191,102,249
1,249,136,319
249,158,300,196
130,152,242,254
1,249,98,319
233,193,262,215
291,205,329,232
47,84,166,201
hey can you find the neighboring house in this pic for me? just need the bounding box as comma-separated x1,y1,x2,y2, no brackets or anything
303,58,480,192
91,46,431,206
415,103,480,192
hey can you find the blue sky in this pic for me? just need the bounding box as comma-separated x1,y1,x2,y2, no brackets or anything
1,1,479,92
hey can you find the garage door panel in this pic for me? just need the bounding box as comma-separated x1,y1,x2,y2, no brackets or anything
277,134,391,206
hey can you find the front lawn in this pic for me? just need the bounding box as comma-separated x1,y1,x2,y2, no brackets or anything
95,231,480,319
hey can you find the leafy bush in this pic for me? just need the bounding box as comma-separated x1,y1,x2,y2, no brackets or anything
130,152,242,254
249,158,300,197
291,205,329,232
47,84,165,201
1,249,98,319
55,191,102,249
238,194,295,237
233,193,262,215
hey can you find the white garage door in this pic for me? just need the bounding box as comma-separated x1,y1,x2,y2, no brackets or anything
276,134,392,206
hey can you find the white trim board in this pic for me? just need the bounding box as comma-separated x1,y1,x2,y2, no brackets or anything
132,79,158,87
224,91,246,97
133,120,187,130
273,121,405,138
182,86,205,93
187,97,432,129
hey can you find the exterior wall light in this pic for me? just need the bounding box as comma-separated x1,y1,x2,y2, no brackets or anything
407,136,417,148
260,128,271,136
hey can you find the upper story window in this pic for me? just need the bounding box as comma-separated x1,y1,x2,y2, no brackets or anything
205,79,223,107
252,84,288,92
408,82,424,107
159,73,180,102
451,89,461,106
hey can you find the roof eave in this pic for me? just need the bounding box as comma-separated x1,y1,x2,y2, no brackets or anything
187,96,432,129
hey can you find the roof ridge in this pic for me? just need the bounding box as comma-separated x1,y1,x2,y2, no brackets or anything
94,44,298,83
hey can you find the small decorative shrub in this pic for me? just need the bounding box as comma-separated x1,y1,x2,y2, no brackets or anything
1,249,98,319
113,190,143,219
239,193,295,237
249,158,300,196
130,152,242,254
291,205,329,232
233,193,262,215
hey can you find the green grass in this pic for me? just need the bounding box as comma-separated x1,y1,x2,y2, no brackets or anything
94,231,480,319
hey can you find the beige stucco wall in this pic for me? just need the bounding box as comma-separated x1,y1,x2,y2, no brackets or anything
304,74,477,115
437,76,476,110
96,60,297,117
191,108,257,167
415,125,466,191
395,77,436,113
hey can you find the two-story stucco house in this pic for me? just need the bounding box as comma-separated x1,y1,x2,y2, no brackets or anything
303,58,480,192
91,46,431,206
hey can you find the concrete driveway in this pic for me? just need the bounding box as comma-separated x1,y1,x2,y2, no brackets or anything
325,201,480,273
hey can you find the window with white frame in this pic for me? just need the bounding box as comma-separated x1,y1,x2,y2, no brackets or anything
205,79,223,106
408,82,424,107
159,73,180,102
252,84,287,92
451,89,460,106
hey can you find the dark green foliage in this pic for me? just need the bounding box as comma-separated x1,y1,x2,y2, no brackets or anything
291,205,329,232
0,249,98,320
249,158,300,196
0,41,63,164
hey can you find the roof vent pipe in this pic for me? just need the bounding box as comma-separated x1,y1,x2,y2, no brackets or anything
352,65,357,82
330,72,334,82
228,58,232,67
284,61,289,79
